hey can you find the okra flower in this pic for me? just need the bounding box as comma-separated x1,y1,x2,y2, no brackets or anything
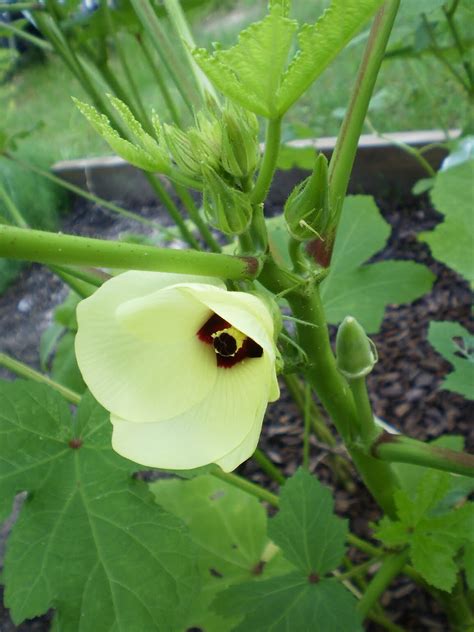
75,271,279,471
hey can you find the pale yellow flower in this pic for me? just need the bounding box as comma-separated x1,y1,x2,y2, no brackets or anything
75,271,279,471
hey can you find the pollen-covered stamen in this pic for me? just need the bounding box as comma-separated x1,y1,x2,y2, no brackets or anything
197,313,263,368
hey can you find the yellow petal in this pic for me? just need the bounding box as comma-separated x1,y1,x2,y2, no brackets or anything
111,354,274,470
76,271,222,423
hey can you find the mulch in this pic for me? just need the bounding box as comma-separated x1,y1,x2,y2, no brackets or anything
0,186,472,631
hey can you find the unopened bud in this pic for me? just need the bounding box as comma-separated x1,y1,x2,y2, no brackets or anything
162,124,202,177
336,316,378,379
202,167,252,235
284,153,330,241
220,104,259,179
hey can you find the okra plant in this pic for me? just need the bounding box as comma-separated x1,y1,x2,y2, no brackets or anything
0,1,473,630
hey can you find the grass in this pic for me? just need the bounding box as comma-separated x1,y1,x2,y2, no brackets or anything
0,0,469,167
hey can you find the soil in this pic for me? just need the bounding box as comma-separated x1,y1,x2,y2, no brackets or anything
0,185,472,632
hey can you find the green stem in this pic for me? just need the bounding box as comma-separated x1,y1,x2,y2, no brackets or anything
211,470,279,507
0,2,44,9
357,550,409,618
0,225,260,280
0,183,29,228
373,432,474,478
129,0,198,113
442,6,474,91
8,155,168,233
174,185,222,252
250,118,282,205
50,265,106,287
0,353,81,405
438,578,474,631
144,173,200,248
349,377,380,446
0,20,52,50
336,557,380,582
328,0,400,226
365,116,436,178
163,0,216,102
303,383,311,470
49,265,96,298
421,14,471,94
139,34,182,126
252,448,285,485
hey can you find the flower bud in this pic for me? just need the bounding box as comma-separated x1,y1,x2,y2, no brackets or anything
336,316,378,379
220,104,259,179
284,153,330,241
202,167,252,235
162,124,202,177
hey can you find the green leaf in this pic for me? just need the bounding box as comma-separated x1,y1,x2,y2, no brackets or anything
428,321,474,400
277,0,384,114
419,160,474,283
398,0,446,18
151,474,291,632
0,381,199,630
39,322,64,371
463,542,474,589
73,98,169,172
266,214,293,269
374,470,474,592
193,7,297,118
321,196,435,333
51,331,86,393
214,572,363,632
268,469,347,575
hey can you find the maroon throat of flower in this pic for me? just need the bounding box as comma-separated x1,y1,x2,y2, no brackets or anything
197,313,263,368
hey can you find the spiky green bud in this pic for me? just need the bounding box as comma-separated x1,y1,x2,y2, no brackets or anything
336,316,378,380
202,167,252,235
220,104,259,179
284,153,330,241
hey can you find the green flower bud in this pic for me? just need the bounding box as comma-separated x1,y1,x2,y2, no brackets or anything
220,103,259,179
162,124,202,177
336,316,378,379
202,167,252,235
284,153,330,241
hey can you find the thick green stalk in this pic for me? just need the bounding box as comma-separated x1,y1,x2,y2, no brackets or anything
285,284,398,517
357,550,409,618
373,432,474,478
250,118,282,205
0,353,81,405
328,0,400,223
0,225,260,280
252,448,285,485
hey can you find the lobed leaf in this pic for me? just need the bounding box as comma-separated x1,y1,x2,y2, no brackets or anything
73,99,168,172
0,381,199,631
428,321,474,400
213,572,363,632
192,7,297,118
321,196,435,333
268,469,348,575
277,0,385,114
419,160,474,283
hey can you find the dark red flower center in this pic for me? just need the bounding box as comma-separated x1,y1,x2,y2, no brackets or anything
197,313,263,368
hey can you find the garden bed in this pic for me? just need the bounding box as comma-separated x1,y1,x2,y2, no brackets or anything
0,163,472,631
